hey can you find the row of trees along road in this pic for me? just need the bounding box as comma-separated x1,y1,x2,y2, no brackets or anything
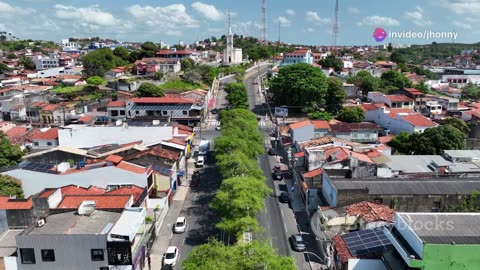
0,131,25,198
182,108,296,270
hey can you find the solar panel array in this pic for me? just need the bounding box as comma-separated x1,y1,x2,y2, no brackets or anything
342,228,392,256
21,162,60,174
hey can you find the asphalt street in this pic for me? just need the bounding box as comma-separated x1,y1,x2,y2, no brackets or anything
167,153,222,267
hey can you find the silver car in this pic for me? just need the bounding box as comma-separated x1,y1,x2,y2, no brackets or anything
174,217,187,233
289,234,306,252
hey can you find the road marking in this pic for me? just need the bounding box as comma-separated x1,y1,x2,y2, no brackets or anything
284,223,288,233
264,206,267,213
182,238,186,246
270,239,273,247
281,209,285,217
169,233,173,239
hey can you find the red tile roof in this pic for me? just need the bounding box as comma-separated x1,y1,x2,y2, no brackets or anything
78,115,94,123
378,134,395,144
302,168,323,178
41,104,60,111
0,196,33,209
167,138,187,146
129,97,195,104
294,151,305,158
59,185,106,196
289,120,312,130
106,186,144,202
105,154,123,164
174,123,193,132
402,114,437,127
359,103,380,112
333,235,356,264
325,147,350,162
5,127,28,139
156,49,192,55
385,95,413,102
57,195,131,209
39,189,56,198
124,147,180,161
311,120,331,131
346,201,395,223
107,100,126,107
387,108,414,118
28,128,58,140
116,161,147,174
403,88,424,96
119,141,143,148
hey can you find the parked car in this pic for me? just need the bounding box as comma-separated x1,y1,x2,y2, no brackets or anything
211,108,219,114
268,148,276,155
215,126,221,131
196,156,205,167
173,217,187,233
279,192,290,203
163,246,179,266
289,234,306,252
273,171,283,181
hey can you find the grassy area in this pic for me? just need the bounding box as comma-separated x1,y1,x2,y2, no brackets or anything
78,92,103,101
51,86,84,94
158,80,206,91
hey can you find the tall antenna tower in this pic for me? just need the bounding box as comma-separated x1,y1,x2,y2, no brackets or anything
228,10,231,33
331,0,339,51
262,0,266,43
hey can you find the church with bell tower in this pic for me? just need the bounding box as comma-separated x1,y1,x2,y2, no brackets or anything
223,11,242,65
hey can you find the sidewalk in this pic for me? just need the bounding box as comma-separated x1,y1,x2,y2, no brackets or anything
145,149,198,270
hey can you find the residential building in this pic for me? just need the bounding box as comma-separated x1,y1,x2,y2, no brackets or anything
281,49,313,66
36,67,65,79
367,92,414,109
223,25,242,65
61,39,79,52
39,104,63,124
390,88,426,112
106,100,127,121
34,54,59,71
429,95,459,111
361,105,437,134
343,83,360,98
329,122,379,143
126,97,203,125
312,120,331,138
385,212,480,270
134,58,181,75
289,120,314,143
156,48,192,59
104,67,125,80
26,128,59,149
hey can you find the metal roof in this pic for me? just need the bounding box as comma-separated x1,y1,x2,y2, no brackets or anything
398,213,480,244
332,179,480,195
444,150,480,159
385,155,453,173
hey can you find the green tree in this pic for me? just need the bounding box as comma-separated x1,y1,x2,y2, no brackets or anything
397,62,410,73
86,76,104,86
0,63,11,74
390,51,405,63
81,48,125,77
135,82,165,97
269,63,328,106
413,82,430,94
347,70,381,95
380,70,413,90
337,107,365,123
0,175,24,198
443,118,470,136
387,42,393,52
183,240,296,270
319,56,344,72
181,58,195,71
308,111,333,121
0,131,24,168
183,70,202,84
113,47,130,62
462,83,480,100
140,41,159,52
387,132,414,154
325,77,346,114
412,125,465,155
224,82,249,109
7,52,16,59
18,55,35,70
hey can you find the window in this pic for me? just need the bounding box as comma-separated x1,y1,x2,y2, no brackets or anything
374,198,383,204
34,142,39,146
91,249,104,261
182,110,188,115
47,142,52,146
119,110,125,116
41,249,55,262
20,248,36,264
135,111,140,115
162,110,168,115
110,110,119,116
147,111,154,116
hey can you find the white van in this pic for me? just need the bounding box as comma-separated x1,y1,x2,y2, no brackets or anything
196,156,205,167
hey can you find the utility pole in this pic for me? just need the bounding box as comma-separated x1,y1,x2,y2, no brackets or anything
331,0,339,51
262,0,266,43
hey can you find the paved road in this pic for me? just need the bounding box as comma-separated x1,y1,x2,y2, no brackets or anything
168,151,223,267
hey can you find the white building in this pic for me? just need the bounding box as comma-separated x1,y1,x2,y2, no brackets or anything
61,39,79,52
34,54,59,71
223,25,242,65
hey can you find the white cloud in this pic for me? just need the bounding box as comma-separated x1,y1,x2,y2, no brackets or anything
274,16,291,26
286,9,296,16
232,21,262,36
54,4,117,26
440,0,480,14
191,2,225,21
357,15,400,26
126,4,198,31
304,28,315,33
453,21,472,29
306,11,330,25
405,6,432,26
347,7,360,14
166,30,183,36
0,1,35,15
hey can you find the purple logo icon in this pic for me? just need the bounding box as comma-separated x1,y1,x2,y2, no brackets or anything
373,28,387,42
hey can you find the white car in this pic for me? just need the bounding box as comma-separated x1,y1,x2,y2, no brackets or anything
174,217,187,233
196,156,205,167
163,246,179,266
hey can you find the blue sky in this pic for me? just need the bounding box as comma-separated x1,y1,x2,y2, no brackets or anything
0,0,479,46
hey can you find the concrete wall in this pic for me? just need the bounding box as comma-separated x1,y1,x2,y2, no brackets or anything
16,234,108,270
394,213,424,259
0,210,7,232
31,139,58,148
321,174,338,207
291,124,314,143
